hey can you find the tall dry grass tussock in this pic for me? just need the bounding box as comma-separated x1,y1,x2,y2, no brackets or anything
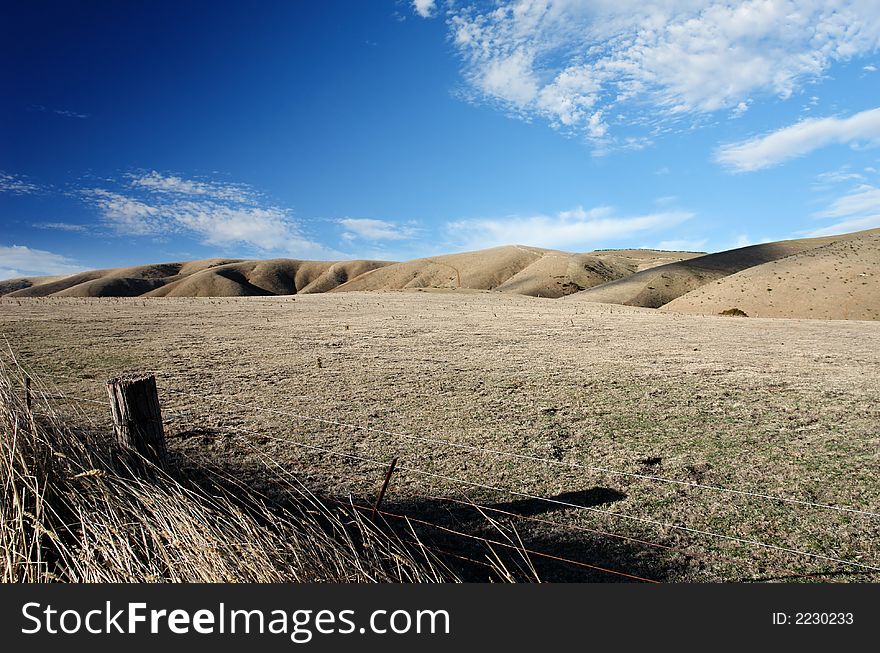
0,363,471,583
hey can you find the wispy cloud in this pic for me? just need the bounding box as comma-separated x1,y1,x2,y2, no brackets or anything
804,182,880,236
814,184,880,219
82,171,342,259
814,166,867,186
54,109,89,119
441,1,880,148
30,104,89,119
83,188,166,236
716,106,880,172
447,205,693,250
804,213,880,236
0,245,83,280
0,171,40,195
338,218,416,242
128,170,255,203
32,222,90,233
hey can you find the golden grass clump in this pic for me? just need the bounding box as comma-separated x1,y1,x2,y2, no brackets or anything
0,364,461,583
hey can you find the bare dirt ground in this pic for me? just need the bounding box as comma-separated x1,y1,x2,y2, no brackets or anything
1,291,878,582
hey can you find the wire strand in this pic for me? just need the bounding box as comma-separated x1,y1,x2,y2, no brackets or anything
156,384,880,519
237,426,880,574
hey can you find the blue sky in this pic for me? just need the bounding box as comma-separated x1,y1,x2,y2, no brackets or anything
2,0,880,279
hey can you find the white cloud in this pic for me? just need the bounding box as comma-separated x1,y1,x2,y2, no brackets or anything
412,0,437,18
804,214,880,235
447,206,693,250
82,171,342,259
0,172,40,195
32,222,89,233
444,1,880,146
815,166,867,185
30,104,89,119
865,64,878,72
731,100,751,118
84,188,166,236
338,218,415,241
814,184,880,218
54,109,89,119
128,170,254,203
804,182,880,236
0,245,83,280
716,106,880,171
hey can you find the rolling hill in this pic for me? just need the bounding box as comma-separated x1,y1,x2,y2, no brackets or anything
332,246,700,298
565,229,880,310
660,230,880,320
3,229,877,319
0,246,699,300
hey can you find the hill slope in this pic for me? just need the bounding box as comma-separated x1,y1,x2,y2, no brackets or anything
2,259,391,298
661,230,880,320
332,246,700,298
566,229,879,308
0,247,701,300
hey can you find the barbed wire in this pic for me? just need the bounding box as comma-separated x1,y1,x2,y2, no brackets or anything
227,423,880,574
151,383,880,519
26,368,880,575
220,424,657,583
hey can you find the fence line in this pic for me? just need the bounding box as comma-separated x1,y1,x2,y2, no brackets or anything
170,448,502,579
29,367,880,521
166,399,707,576
202,423,644,582
345,500,660,583
154,384,880,519
427,493,784,575
43,394,109,406
29,371,880,576
224,425,658,583
228,423,880,574
38,390,788,578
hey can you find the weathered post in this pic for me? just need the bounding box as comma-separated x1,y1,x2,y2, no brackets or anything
25,376,32,414
24,376,35,435
106,372,167,469
372,456,398,520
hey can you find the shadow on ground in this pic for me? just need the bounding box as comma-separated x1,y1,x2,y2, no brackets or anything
170,443,690,583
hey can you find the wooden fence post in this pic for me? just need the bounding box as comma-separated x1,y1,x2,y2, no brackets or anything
372,456,398,520
24,376,35,435
106,373,167,469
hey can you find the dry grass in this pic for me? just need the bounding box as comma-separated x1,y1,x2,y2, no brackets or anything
0,359,519,583
2,293,879,581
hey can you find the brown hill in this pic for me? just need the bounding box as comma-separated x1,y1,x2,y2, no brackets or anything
332,245,700,298
2,258,390,299
0,275,67,296
5,259,242,298
146,259,390,297
566,229,879,308
661,230,880,320
0,247,703,299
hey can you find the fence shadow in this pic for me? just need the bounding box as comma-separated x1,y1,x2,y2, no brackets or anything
385,491,685,582
488,488,626,517
170,447,689,583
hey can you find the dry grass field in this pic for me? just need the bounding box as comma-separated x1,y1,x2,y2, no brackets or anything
2,290,878,582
